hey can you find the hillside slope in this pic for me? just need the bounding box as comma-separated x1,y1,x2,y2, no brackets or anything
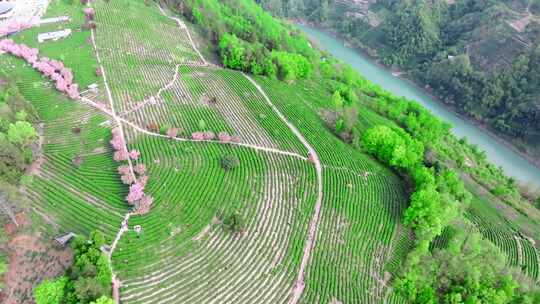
1,0,539,303
258,0,540,167
1,0,409,302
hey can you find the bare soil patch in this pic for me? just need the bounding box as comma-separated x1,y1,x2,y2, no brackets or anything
0,215,72,304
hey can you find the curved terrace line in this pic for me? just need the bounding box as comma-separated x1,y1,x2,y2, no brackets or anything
242,74,323,304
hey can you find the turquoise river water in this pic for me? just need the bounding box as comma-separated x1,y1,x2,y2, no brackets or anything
299,25,540,186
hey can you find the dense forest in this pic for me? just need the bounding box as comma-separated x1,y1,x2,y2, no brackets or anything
256,0,540,157
166,0,540,302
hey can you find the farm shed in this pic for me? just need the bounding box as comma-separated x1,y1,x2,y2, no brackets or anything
38,28,72,43
0,1,14,19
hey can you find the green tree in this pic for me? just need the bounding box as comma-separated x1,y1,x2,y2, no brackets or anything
221,209,245,233
90,296,114,304
34,277,68,304
397,229,531,304
220,155,240,170
332,90,343,108
7,121,37,147
15,110,28,121
219,33,247,70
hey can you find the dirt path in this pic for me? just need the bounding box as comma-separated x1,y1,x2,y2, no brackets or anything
242,74,323,304
81,3,322,303
79,96,308,161
119,63,181,118
157,4,208,66
88,9,135,303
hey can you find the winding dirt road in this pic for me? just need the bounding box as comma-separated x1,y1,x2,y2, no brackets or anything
81,3,325,303
243,74,323,304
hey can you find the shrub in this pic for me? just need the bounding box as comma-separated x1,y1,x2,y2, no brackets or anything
221,209,245,233
34,277,68,304
219,155,239,171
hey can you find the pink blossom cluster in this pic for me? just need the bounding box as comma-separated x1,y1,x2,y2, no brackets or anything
129,149,140,160
126,182,145,203
126,174,152,210
109,129,153,212
191,131,216,141
117,165,130,175
191,130,241,143
110,128,125,151
191,131,205,140
218,132,232,143
0,39,80,99
134,164,146,175
83,7,96,20
135,195,154,215
166,128,178,138
121,174,135,185
0,21,32,38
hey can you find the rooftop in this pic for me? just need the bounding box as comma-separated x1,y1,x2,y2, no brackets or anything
0,2,14,15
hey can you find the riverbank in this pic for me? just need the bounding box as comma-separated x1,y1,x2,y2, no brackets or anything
296,21,540,176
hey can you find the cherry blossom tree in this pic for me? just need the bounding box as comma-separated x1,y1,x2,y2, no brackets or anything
140,195,154,206
117,165,130,175
83,7,96,20
109,128,125,150
113,150,129,162
191,132,205,140
231,135,241,143
166,128,178,138
203,131,215,140
121,174,135,185
129,149,140,160
134,164,146,175
138,175,149,188
67,84,80,99
126,182,145,204
218,132,232,143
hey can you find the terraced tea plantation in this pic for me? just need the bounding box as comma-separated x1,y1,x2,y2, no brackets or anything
2,0,538,303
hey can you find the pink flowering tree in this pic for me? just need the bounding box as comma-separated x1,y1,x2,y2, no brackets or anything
121,174,135,185
129,149,140,160
117,165,130,175
191,132,205,140
140,195,154,206
109,128,125,150
218,132,232,143
126,182,145,204
203,131,215,140
83,7,96,20
113,150,129,162
134,164,146,175
166,128,178,138
138,175,149,187
0,39,81,100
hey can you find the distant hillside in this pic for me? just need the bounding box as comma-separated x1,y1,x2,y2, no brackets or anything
257,0,540,165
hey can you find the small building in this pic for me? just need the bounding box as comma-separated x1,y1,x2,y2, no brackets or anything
38,29,72,43
87,83,98,92
54,232,76,247
100,244,111,255
38,16,70,26
134,225,142,235
0,1,15,19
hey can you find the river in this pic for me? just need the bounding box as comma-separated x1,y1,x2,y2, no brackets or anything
299,24,540,186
